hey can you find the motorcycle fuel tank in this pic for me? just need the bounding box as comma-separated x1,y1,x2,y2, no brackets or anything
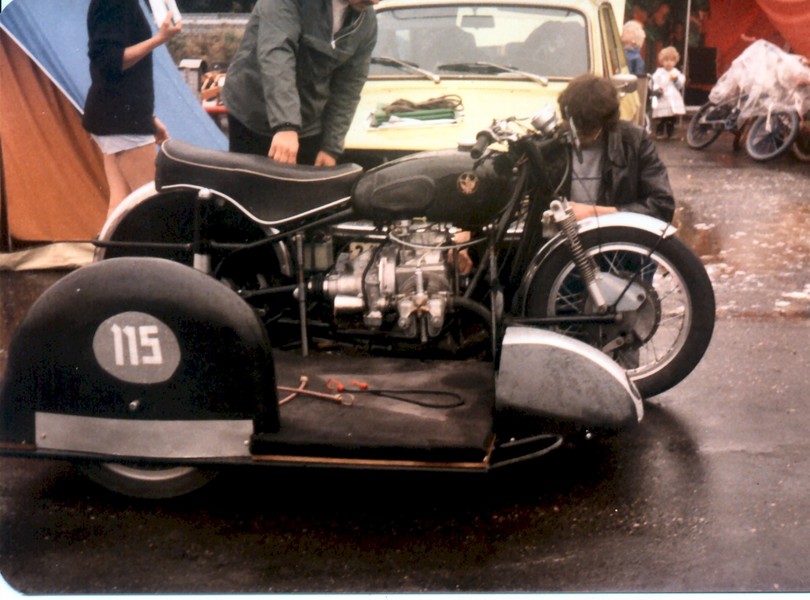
352,148,511,227
495,327,643,430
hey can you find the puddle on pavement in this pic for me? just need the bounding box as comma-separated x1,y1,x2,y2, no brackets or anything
674,168,810,319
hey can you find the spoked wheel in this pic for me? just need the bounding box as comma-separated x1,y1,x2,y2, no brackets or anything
745,111,800,161
81,463,217,499
686,102,724,149
791,120,810,162
522,228,715,398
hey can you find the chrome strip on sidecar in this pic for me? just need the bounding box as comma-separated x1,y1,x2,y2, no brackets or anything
35,412,253,459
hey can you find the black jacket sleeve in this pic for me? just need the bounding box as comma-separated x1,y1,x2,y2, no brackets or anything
604,121,675,223
87,0,130,81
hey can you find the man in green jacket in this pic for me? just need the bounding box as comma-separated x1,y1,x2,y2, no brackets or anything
222,0,378,166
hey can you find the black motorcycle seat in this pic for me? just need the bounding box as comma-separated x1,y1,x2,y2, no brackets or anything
155,139,363,226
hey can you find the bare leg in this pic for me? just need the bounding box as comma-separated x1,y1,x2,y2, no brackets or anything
106,144,156,217
102,153,131,216
117,144,156,195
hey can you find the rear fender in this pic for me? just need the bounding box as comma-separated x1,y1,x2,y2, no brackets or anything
97,181,160,250
96,186,292,278
0,257,279,459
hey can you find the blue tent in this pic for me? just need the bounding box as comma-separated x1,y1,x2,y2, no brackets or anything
0,0,227,257
0,0,226,150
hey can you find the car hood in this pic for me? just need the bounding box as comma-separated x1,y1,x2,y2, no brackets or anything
344,78,570,152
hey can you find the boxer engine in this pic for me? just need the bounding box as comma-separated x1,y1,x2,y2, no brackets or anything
309,222,455,341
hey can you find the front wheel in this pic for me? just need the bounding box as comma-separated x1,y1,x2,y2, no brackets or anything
80,463,217,499
522,228,715,398
686,102,724,149
745,111,800,161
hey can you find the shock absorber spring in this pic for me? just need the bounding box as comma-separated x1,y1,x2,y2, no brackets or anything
547,200,607,313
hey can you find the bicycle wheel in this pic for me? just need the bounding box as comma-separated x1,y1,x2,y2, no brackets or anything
686,102,724,149
792,121,810,162
745,111,800,161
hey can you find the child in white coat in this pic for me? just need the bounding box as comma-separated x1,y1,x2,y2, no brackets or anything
651,46,686,139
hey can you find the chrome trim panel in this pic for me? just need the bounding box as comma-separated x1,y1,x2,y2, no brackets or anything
35,412,253,459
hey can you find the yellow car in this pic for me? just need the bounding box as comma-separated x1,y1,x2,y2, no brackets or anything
343,0,639,167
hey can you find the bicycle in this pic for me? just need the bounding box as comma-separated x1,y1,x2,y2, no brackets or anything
687,96,799,160
686,96,750,151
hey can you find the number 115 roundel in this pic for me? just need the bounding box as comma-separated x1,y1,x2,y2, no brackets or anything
92,311,182,385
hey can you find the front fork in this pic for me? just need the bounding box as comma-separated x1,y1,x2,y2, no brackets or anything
544,199,608,312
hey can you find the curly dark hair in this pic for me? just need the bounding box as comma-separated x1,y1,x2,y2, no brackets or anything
557,74,620,136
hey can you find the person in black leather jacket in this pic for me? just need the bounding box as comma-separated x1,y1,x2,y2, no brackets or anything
557,74,675,223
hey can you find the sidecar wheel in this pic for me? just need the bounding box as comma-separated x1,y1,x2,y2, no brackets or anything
80,463,217,499
522,228,715,398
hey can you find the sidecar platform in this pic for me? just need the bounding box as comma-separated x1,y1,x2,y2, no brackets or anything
251,351,496,468
2,257,635,476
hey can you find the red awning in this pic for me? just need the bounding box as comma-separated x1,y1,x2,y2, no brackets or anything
756,0,810,57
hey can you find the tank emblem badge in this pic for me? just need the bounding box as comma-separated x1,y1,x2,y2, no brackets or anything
457,172,479,195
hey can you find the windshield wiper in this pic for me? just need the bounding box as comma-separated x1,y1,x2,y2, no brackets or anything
371,56,441,84
436,61,549,86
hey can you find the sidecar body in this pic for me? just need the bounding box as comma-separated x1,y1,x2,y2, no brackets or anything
0,257,642,497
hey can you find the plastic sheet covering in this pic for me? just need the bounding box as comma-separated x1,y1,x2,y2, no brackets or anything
708,40,810,119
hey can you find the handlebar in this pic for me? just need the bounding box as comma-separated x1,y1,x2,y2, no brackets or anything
469,111,567,163
470,130,495,159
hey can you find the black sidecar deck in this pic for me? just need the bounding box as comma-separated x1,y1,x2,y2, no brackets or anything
251,352,496,468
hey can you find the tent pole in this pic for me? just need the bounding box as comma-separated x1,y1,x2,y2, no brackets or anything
0,137,9,252
683,0,692,104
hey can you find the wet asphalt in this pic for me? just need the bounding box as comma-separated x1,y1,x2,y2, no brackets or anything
1,126,809,594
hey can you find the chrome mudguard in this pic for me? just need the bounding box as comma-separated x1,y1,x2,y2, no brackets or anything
496,326,643,429
94,182,294,277
95,181,160,261
516,212,677,313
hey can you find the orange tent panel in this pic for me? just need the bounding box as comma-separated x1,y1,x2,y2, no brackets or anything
0,30,107,243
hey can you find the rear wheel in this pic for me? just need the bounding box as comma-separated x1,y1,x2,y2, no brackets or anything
81,463,217,499
686,102,724,149
745,111,800,161
522,228,715,398
99,189,293,319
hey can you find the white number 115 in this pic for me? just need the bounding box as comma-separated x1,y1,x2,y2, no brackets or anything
110,324,163,366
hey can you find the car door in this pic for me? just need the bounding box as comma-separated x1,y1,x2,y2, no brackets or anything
598,1,642,123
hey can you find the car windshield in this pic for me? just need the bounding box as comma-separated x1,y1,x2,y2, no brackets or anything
371,5,589,79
